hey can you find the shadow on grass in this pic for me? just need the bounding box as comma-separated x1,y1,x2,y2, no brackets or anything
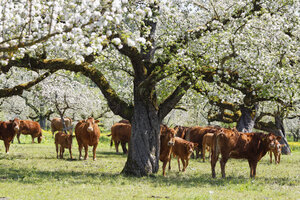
0,164,296,187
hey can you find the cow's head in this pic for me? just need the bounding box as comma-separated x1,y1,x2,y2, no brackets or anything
263,133,282,150
38,135,43,143
160,125,175,146
186,142,198,154
11,118,21,132
85,117,100,133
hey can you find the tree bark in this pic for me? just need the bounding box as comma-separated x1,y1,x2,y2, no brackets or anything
236,104,259,132
274,115,291,155
121,89,161,176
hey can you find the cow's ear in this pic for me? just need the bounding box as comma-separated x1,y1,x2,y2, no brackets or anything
276,136,282,141
95,120,100,123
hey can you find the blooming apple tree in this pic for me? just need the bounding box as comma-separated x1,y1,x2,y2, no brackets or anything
0,0,299,176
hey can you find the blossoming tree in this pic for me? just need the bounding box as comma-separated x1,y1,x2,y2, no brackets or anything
0,0,299,176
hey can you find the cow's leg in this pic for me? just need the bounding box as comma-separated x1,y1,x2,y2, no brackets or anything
181,158,187,172
269,151,272,163
84,144,88,160
208,146,211,161
162,161,168,176
121,142,127,154
220,157,228,178
177,157,181,171
4,141,10,154
211,148,219,178
60,146,64,159
17,133,21,144
202,143,206,162
92,144,98,161
55,143,59,159
114,141,120,153
168,158,171,170
185,158,189,170
31,135,35,143
252,161,258,178
78,143,83,160
278,154,281,164
69,147,73,160
248,160,256,178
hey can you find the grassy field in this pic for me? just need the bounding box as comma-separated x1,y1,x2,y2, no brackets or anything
0,131,300,200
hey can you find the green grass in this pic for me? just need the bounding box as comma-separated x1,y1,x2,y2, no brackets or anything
0,133,300,200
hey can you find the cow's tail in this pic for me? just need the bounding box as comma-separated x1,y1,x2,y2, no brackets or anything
212,132,223,161
107,134,113,147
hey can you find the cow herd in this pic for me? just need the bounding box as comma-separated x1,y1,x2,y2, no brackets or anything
0,117,284,178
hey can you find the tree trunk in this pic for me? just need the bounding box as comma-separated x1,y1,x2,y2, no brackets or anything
236,104,259,132
121,99,161,176
274,115,291,155
39,115,47,130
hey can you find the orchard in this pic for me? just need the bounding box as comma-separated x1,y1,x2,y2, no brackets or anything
0,0,299,180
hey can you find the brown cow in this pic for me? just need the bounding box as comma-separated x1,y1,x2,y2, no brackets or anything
211,128,281,178
14,119,43,144
51,117,73,136
169,137,198,172
159,125,176,176
0,119,19,153
185,126,220,159
269,140,285,164
55,131,73,159
118,119,130,124
109,122,131,154
202,133,214,162
174,125,189,138
75,117,100,161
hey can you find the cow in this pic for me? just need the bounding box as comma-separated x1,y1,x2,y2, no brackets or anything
118,119,130,124
174,125,189,138
0,119,19,153
185,126,220,159
202,133,215,162
55,131,73,159
51,117,73,137
211,128,282,178
109,122,131,154
75,117,100,161
14,119,43,144
159,124,176,176
269,140,285,164
169,137,198,172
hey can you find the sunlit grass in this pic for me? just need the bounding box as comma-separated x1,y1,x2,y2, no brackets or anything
0,133,299,200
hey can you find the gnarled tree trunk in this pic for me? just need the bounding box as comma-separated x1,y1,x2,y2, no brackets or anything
122,81,161,176
236,104,259,132
274,115,291,155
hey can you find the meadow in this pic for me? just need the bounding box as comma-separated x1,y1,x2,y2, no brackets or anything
0,131,299,200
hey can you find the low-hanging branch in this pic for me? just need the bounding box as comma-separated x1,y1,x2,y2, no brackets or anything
3,55,134,120
0,71,54,98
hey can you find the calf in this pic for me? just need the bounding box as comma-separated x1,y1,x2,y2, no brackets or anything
109,122,131,154
14,119,43,143
211,128,281,178
75,117,100,161
55,131,73,159
269,140,285,164
202,133,214,162
0,119,19,153
159,125,176,176
170,137,198,172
